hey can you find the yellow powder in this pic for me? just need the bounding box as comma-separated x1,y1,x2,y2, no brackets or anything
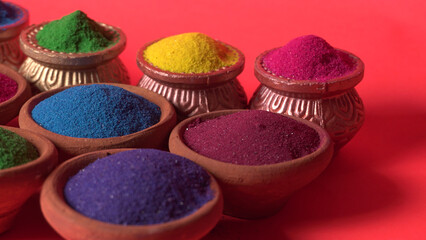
144,32,239,74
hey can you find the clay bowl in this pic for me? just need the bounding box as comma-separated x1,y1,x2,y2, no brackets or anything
40,148,223,240
19,21,129,93
0,126,58,233
0,63,31,124
19,83,177,161
137,39,247,120
0,1,29,70
250,48,365,149
169,109,333,219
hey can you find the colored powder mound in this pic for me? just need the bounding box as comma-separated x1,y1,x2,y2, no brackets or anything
183,110,320,165
36,10,114,53
144,32,238,73
0,1,20,26
31,84,161,138
0,73,17,103
262,35,356,81
0,127,39,170
64,149,213,225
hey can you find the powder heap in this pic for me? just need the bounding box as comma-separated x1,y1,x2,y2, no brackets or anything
144,32,238,74
262,35,356,81
183,110,320,165
64,149,213,225
0,127,39,170
0,73,17,103
31,84,161,138
36,10,114,53
0,1,19,26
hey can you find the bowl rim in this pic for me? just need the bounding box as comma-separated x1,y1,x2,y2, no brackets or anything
41,148,223,237
254,48,364,95
19,21,126,66
0,2,29,40
19,83,176,143
0,125,57,176
169,109,332,174
136,37,245,85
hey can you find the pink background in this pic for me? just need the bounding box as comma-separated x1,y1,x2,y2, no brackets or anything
4,0,426,239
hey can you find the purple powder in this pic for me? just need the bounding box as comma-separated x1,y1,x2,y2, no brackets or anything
262,35,356,81
0,73,18,103
64,149,213,225
183,110,320,165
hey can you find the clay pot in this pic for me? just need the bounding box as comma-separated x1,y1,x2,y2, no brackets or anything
0,126,58,233
137,39,247,120
19,83,177,161
169,109,333,219
18,22,129,93
40,148,223,240
0,2,28,70
249,49,365,149
0,63,31,124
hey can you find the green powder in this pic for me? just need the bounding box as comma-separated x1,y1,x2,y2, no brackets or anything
36,10,114,53
0,128,39,170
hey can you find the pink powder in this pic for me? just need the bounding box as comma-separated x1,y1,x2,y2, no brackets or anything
0,73,18,103
183,110,320,166
262,35,356,81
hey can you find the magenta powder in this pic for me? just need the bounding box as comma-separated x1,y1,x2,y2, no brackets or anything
262,35,356,81
0,73,18,103
183,110,320,165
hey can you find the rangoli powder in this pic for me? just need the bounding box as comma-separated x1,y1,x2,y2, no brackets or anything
183,110,320,165
31,84,161,138
144,32,238,74
0,1,20,26
0,127,39,170
0,73,17,103
36,10,114,53
64,149,213,225
262,35,356,81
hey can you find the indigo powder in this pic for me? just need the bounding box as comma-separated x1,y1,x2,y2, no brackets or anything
262,35,356,81
0,127,39,170
183,110,320,165
31,84,161,138
64,149,213,225
0,73,17,103
0,1,20,26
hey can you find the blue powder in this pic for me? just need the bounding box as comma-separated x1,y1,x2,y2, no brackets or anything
64,149,214,225
31,84,161,138
0,1,20,26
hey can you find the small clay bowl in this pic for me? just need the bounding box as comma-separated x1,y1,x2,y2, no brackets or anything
137,39,247,120
19,83,177,161
19,21,129,93
0,2,29,70
40,148,223,240
250,49,365,149
0,126,58,233
169,109,333,219
0,63,31,124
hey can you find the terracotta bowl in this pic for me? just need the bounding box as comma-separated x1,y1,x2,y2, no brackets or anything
0,2,29,70
0,63,31,124
169,109,333,219
137,39,247,120
19,22,129,93
19,83,177,161
0,126,58,233
40,148,223,240
250,48,365,149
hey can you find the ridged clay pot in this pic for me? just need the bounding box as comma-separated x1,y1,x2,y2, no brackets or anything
0,126,58,233
137,39,247,120
40,148,223,240
250,49,365,149
19,22,129,93
169,109,333,219
19,83,177,161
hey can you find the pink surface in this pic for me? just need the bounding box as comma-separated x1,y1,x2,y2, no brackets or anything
4,0,426,239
